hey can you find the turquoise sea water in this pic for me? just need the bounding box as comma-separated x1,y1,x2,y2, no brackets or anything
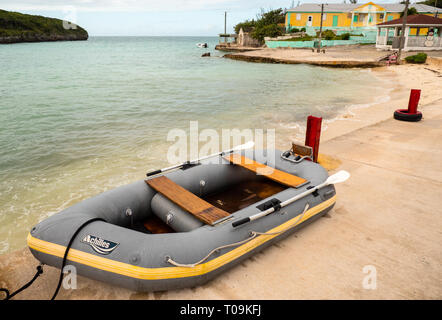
0,37,389,253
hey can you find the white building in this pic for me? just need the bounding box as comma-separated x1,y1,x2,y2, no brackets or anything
376,14,442,51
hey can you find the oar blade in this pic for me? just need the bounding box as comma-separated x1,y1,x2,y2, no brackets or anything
326,170,350,185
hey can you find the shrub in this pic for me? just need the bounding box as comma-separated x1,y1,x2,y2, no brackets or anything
317,29,336,40
405,53,427,64
280,35,314,41
290,27,300,33
300,27,306,32
339,33,351,40
252,24,284,42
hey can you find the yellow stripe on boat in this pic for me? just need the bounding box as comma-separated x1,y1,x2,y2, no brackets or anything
28,195,336,280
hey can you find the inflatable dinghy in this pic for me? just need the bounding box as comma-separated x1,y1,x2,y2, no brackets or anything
28,148,341,292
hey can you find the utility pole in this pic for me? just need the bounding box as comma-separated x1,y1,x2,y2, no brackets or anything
397,0,409,64
317,3,324,53
224,11,227,34
435,0,439,18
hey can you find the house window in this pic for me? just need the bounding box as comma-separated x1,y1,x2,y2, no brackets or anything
323,13,327,21
296,13,301,20
380,13,384,20
353,15,358,22
387,15,393,21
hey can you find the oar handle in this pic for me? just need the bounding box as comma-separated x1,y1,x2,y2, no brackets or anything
146,169,162,177
232,217,250,228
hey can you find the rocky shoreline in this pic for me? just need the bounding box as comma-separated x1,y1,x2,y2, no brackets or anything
223,51,384,68
0,33,88,44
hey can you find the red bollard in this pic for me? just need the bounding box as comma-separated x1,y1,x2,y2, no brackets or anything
305,116,322,163
393,89,423,122
408,89,421,114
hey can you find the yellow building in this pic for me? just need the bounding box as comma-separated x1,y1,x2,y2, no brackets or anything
286,2,442,32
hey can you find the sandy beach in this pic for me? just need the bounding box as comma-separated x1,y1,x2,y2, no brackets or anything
1,58,441,300
321,56,442,142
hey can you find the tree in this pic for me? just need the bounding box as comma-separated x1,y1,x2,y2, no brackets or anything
234,20,256,34
400,7,418,17
349,0,358,4
234,8,285,42
251,9,285,42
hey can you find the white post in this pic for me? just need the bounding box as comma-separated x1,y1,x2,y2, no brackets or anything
351,12,354,29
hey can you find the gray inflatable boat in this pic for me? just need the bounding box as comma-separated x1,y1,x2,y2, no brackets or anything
28,148,339,292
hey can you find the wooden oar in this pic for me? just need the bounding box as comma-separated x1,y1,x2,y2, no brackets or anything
146,141,255,177
232,170,350,227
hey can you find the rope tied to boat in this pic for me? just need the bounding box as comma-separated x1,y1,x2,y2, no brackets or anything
166,203,310,268
0,264,44,300
0,217,105,300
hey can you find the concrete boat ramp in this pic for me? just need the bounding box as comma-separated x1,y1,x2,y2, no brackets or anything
1,100,441,299
222,45,442,68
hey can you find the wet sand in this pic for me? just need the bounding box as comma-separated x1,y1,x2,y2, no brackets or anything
1,59,442,300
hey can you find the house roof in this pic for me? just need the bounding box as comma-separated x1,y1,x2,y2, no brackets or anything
287,3,442,14
376,14,442,26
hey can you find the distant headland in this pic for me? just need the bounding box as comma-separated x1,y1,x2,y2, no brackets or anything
0,9,88,44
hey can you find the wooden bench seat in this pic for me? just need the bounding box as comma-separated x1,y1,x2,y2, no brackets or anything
224,154,308,188
146,176,230,225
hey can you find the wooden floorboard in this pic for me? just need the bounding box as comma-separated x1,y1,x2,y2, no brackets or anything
146,176,230,225
224,154,308,188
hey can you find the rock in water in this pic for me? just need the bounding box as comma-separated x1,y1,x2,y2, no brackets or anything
201,52,211,57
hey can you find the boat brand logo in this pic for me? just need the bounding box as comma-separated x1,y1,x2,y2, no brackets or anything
82,235,119,255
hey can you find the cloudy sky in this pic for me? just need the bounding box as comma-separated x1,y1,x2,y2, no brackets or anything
1,0,398,36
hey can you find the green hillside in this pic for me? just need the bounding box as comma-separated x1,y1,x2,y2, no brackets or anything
0,9,88,43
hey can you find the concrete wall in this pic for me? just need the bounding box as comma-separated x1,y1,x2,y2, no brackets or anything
237,29,261,47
